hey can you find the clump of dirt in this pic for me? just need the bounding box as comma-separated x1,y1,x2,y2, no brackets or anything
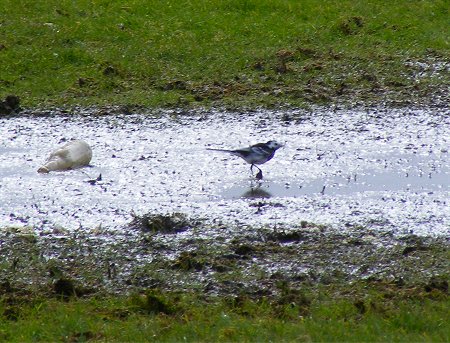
172,251,205,271
53,278,77,298
53,277,94,299
274,281,312,318
129,212,195,234
424,277,448,294
0,95,21,115
234,244,258,256
66,331,103,343
0,281,14,294
130,290,178,315
338,16,364,35
266,229,308,243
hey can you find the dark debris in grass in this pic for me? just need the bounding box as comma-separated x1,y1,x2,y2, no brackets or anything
0,95,21,115
130,290,178,315
129,212,196,234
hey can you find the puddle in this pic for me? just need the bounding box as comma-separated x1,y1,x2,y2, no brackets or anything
223,154,449,199
0,108,449,236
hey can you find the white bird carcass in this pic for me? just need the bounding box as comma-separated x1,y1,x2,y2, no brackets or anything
37,140,92,173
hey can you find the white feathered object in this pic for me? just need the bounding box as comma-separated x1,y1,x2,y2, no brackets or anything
38,140,92,173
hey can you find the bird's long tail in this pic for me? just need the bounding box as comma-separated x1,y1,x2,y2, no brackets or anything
206,148,234,153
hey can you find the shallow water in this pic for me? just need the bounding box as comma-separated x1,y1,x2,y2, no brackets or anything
224,153,448,198
0,108,449,236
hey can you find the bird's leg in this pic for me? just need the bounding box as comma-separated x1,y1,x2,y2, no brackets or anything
256,170,263,180
251,164,263,180
250,164,262,173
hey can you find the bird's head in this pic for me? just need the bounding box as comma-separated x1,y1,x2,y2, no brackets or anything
266,140,284,150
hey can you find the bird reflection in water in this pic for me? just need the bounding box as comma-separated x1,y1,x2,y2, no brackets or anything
240,182,272,199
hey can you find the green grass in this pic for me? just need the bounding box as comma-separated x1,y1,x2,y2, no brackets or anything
1,284,448,342
0,0,448,108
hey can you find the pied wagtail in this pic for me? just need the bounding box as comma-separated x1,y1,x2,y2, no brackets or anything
207,140,283,179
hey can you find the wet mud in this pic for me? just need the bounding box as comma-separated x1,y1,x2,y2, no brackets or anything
0,218,447,297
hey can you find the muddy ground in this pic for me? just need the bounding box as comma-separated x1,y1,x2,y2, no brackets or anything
1,214,448,298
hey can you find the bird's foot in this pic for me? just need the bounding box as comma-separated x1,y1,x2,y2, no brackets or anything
255,170,263,180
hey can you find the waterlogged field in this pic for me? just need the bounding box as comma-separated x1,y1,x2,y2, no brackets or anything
1,111,449,342
0,0,449,340
0,106,448,291
1,108,448,236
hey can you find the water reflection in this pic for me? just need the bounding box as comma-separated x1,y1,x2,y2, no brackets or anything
240,184,272,199
224,164,449,200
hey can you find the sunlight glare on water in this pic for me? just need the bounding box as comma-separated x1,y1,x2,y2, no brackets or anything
0,107,448,236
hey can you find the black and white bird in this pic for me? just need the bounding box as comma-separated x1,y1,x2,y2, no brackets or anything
207,140,283,179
